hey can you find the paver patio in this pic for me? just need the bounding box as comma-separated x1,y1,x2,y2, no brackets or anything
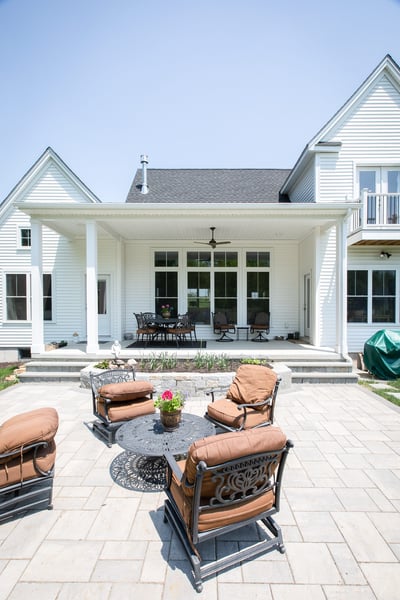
0,380,399,599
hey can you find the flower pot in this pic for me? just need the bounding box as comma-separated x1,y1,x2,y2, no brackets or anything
160,409,182,431
162,311,171,319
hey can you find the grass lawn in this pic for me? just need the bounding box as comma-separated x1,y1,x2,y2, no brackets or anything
0,364,19,392
359,376,400,407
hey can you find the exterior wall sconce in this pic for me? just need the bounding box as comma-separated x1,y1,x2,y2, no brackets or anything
380,251,392,260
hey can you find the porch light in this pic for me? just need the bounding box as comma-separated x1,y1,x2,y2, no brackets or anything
380,251,392,260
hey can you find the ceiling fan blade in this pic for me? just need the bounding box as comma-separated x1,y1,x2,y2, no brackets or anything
193,241,211,245
214,241,231,245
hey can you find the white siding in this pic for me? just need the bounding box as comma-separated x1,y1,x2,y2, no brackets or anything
289,162,315,203
23,163,94,204
317,228,337,347
317,75,400,203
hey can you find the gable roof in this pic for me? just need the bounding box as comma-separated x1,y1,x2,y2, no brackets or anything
126,168,291,204
281,54,400,193
0,147,101,214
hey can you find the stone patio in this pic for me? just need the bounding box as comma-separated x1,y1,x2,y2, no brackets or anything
0,380,399,599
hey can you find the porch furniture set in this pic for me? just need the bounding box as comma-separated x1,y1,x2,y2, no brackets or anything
0,364,291,592
87,363,291,591
134,311,197,347
213,310,270,342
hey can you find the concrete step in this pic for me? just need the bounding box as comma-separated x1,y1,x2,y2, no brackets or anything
285,361,353,373
23,361,91,373
18,371,82,383
291,371,359,384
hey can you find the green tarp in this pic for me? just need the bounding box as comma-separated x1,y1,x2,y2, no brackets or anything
363,329,400,380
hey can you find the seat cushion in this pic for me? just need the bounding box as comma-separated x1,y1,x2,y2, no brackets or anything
97,397,155,422
0,408,59,455
0,441,56,488
207,398,271,429
98,380,154,401
184,426,286,497
226,364,277,407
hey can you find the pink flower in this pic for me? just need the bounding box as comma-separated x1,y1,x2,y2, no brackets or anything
161,389,173,400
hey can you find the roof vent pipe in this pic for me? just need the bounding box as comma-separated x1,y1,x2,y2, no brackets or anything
140,154,149,194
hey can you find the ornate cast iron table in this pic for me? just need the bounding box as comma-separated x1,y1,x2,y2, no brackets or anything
111,413,215,492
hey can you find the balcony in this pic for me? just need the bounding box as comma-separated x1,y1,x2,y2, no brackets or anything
348,190,400,246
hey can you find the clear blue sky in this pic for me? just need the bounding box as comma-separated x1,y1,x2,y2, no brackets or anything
1,0,399,203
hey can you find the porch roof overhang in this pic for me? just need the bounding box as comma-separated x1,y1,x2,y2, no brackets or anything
15,201,359,243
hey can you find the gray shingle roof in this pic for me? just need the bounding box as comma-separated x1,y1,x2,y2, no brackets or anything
126,169,292,203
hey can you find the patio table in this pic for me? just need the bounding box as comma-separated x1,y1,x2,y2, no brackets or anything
112,413,215,491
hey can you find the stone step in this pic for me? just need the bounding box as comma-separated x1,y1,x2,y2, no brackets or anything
284,361,353,373
18,371,82,383
23,361,91,373
291,371,359,384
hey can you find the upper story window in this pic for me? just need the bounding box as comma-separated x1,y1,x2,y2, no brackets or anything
18,227,31,248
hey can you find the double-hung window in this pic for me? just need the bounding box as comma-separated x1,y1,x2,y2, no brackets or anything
347,269,396,323
5,273,53,321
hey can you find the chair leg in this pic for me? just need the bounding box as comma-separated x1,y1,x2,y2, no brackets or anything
251,331,269,342
216,331,234,342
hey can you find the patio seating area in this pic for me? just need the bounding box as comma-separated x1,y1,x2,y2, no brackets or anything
0,380,399,598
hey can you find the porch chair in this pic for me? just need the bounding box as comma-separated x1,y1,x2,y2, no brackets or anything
0,407,59,523
205,364,280,432
212,311,236,342
167,313,195,347
134,312,158,345
163,426,293,591
90,367,155,447
250,311,270,341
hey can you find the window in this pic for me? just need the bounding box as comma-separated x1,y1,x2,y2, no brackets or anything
246,252,270,324
347,270,368,322
372,270,395,323
347,269,396,323
5,273,53,321
359,168,400,224
154,252,178,315
214,271,237,323
187,272,210,324
154,251,178,267
18,227,31,248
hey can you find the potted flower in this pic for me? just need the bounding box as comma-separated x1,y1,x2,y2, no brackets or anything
161,304,173,318
154,389,184,431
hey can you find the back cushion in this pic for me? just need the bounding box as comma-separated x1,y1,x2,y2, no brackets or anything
227,364,277,405
184,426,287,497
0,407,59,454
98,381,153,401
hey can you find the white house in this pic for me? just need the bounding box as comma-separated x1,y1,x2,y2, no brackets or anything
0,54,399,360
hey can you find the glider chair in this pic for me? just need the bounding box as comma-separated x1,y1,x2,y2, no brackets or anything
212,311,236,342
163,426,293,592
205,364,280,432
90,367,155,447
0,407,59,523
250,311,270,342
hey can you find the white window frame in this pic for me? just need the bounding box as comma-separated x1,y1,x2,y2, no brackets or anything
17,226,31,249
4,272,53,322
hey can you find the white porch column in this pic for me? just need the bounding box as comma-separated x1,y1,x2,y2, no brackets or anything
86,221,99,353
336,216,348,357
31,219,45,354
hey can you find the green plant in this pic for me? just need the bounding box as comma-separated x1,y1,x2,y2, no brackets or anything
193,352,229,371
94,359,111,369
240,358,269,366
0,364,19,391
154,389,184,412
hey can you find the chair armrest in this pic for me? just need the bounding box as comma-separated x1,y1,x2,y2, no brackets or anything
205,387,227,402
0,440,50,462
164,451,185,483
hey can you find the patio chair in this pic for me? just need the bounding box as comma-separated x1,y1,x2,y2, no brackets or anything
134,312,158,345
0,407,59,523
205,364,280,431
167,313,195,347
163,426,293,591
250,311,270,341
90,367,155,446
212,311,236,342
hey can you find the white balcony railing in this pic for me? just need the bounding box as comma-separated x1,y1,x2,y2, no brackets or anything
350,189,400,232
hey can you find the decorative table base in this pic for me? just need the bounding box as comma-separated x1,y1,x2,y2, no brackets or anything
110,452,167,492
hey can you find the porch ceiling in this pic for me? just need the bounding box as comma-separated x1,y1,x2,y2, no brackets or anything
16,202,359,243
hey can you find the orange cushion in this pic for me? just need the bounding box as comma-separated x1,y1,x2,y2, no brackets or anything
227,364,277,406
207,398,271,429
184,426,286,497
97,397,155,421
0,408,59,454
98,380,153,401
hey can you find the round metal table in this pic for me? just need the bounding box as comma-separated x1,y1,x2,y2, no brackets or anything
111,413,215,492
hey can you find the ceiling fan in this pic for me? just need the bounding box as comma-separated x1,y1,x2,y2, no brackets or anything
194,227,231,250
